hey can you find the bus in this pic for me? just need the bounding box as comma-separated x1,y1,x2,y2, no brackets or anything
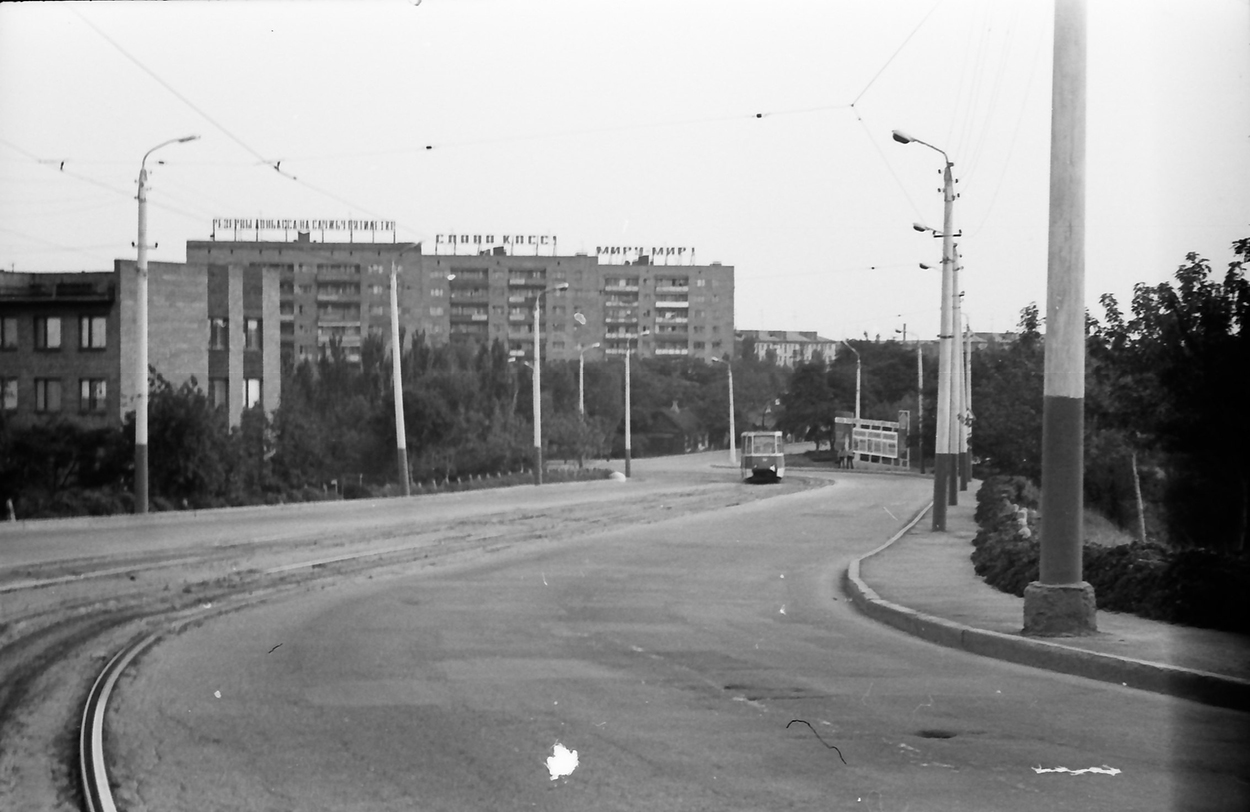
740,431,785,482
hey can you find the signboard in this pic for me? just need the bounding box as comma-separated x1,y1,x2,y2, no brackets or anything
852,427,899,459
434,234,558,256
596,246,695,265
212,218,395,240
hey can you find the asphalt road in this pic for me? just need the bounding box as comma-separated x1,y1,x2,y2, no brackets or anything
105,468,1248,811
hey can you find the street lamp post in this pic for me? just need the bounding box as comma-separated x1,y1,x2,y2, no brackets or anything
532,282,570,485
840,339,861,466
711,357,737,465
577,341,600,418
623,328,650,478
893,128,957,530
134,134,199,514
389,243,422,496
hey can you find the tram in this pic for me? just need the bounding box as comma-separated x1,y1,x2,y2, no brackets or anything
740,431,785,483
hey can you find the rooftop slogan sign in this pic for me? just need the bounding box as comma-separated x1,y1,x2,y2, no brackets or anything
211,218,396,240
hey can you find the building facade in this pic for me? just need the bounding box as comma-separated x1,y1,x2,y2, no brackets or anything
736,330,837,367
0,262,280,429
185,238,735,368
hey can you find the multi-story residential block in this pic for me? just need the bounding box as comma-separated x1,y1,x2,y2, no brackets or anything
186,238,735,367
0,262,280,429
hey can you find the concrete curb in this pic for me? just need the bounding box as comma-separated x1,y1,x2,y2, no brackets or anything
844,503,1250,713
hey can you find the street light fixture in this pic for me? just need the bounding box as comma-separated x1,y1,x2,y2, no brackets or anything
134,134,199,514
711,357,737,465
389,242,422,496
623,327,650,478
532,281,570,485
893,127,959,530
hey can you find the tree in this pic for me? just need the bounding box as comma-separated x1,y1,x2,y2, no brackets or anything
968,305,1045,480
777,358,837,449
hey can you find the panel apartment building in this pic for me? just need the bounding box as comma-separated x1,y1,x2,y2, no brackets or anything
185,236,735,368
0,263,280,429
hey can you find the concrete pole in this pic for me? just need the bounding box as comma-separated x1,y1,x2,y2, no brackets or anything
949,250,963,503
933,162,956,529
624,342,633,478
135,165,150,514
533,295,543,486
389,261,410,496
726,361,737,465
578,349,586,418
963,320,973,487
917,342,925,474
133,135,197,515
1024,0,1096,635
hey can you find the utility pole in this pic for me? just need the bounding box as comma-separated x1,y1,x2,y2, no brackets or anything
1024,0,1096,635
917,342,924,475
389,253,412,496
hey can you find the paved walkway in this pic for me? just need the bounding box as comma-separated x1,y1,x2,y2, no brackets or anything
846,481,1250,711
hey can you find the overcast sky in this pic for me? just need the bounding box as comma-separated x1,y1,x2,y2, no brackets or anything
2,0,1247,341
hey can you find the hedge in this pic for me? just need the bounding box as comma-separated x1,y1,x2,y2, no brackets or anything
971,476,1250,634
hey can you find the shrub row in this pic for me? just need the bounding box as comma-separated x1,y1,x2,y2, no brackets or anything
971,476,1250,634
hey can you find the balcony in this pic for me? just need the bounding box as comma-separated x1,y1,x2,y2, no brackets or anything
655,300,689,309
655,285,689,293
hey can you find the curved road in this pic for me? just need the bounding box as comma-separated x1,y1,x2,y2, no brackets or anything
105,469,1245,811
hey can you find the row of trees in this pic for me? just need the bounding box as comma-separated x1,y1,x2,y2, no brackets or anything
972,239,1249,552
0,333,792,516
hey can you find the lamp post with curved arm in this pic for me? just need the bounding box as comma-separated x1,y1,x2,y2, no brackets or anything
532,282,570,485
711,357,737,465
893,128,957,530
135,135,199,514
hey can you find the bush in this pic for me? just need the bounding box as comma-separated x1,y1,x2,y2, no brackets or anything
971,476,1250,632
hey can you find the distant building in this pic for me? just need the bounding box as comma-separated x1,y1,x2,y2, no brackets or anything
186,237,735,368
735,330,837,367
0,262,281,429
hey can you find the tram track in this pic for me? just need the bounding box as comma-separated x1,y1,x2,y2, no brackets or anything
0,476,823,810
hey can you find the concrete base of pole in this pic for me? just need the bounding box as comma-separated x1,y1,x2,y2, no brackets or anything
396,448,410,496
931,454,951,530
533,447,543,486
958,451,969,491
1023,581,1097,636
134,444,149,514
624,449,632,478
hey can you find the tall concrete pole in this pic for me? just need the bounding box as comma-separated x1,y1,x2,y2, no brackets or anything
962,320,973,487
389,258,410,496
532,295,544,486
726,361,737,465
133,135,197,514
933,162,956,527
532,283,568,486
917,342,925,475
624,342,633,478
949,249,963,502
1024,0,1096,635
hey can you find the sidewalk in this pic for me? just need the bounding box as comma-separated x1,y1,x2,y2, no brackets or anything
844,485,1250,712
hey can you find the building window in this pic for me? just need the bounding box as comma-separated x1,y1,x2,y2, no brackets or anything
430,288,445,297
34,316,61,350
79,315,107,349
1,378,16,410
429,306,444,317
1,317,16,349
693,341,705,349
369,304,387,316
368,264,385,274
80,378,107,413
210,318,229,350
209,378,228,410
369,284,385,295
244,318,262,350
697,278,706,287
244,378,262,409
35,378,61,412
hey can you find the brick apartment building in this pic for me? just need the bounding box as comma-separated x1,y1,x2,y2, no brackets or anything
0,262,280,429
